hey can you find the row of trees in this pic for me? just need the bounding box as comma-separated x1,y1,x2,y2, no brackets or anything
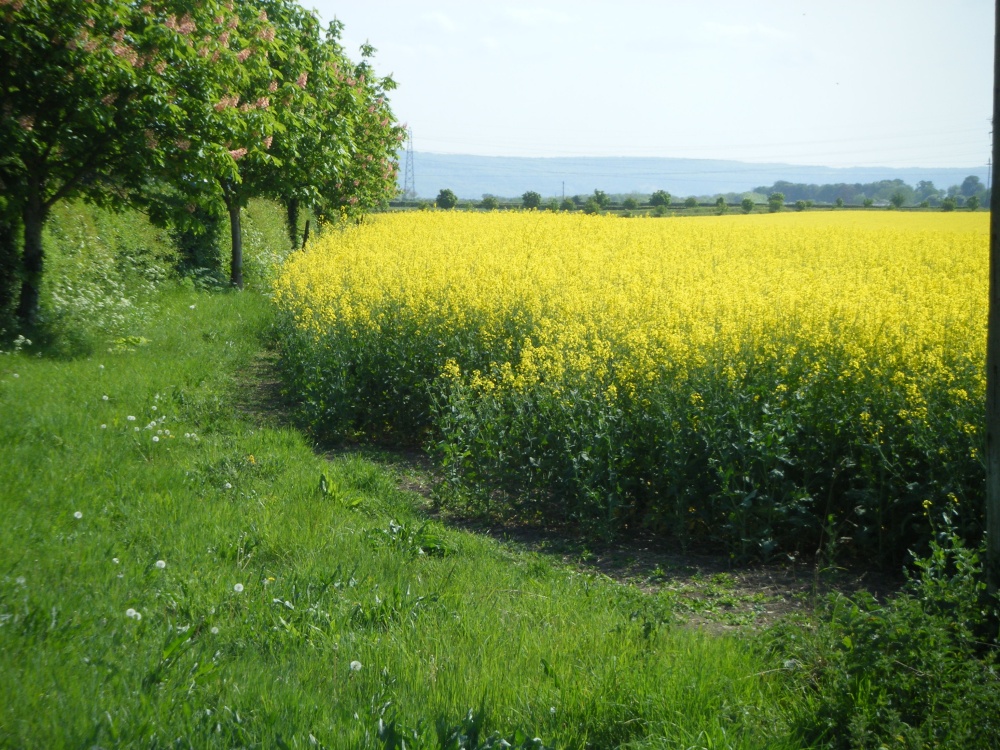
433,187,979,214
1,0,403,323
754,177,989,208
430,175,991,214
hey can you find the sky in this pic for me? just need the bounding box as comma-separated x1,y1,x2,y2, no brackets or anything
306,1,994,169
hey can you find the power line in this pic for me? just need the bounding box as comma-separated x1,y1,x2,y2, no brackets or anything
402,128,416,200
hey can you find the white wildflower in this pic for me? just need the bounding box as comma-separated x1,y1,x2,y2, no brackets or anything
233,583,244,593
349,660,362,672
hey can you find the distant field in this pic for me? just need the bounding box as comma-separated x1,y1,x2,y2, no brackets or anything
276,211,987,564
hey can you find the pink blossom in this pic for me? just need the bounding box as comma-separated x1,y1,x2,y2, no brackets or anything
254,96,269,109
113,28,126,42
101,93,117,106
258,26,275,42
176,138,191,151
295,72,308,88
17,114,33,132
227,16,238,29
236,48,252,62
229,147,247,160
263,135,273,149
268,80,278,93
218,31,230,47
258,9,268,21
186,203,196,213
155,60,167,74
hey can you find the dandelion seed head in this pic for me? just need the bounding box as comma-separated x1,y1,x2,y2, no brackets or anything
74,511,83,519
155,560,166,569
102,395,109,401
100,424,107,429
152,436,159,443
211,626,219,634
350,660,362,671
233,583,244,593
127,415,136,421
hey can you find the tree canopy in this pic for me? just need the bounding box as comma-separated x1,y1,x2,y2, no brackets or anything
1,0,402,319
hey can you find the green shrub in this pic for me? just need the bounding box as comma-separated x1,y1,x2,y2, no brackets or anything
766,520,1000,748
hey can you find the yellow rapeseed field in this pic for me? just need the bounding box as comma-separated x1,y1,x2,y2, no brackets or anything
275,210,987,560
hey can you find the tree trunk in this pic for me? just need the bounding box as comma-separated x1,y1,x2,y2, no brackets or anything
986,0,1000,596
15,185,47,325
285,197,300,251
225,193,243,289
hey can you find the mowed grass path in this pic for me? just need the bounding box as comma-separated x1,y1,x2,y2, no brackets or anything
0,289,804,749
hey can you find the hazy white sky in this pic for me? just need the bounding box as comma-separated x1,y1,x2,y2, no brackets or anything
307,1,994,168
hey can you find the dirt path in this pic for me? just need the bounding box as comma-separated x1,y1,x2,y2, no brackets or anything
241,350,903,629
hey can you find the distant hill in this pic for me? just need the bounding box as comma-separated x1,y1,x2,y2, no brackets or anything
400,152,990,200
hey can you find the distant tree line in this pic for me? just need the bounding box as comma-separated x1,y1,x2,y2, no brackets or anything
418,174,990,216
1,0,404,325
752,176,988,208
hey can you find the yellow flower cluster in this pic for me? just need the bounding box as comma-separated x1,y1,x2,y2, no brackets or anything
275,210,986,409
275,209,986,559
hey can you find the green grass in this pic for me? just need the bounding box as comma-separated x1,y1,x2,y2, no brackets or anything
0,287,809,748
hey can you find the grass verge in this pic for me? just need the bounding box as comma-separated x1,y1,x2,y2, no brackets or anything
0,287,804,748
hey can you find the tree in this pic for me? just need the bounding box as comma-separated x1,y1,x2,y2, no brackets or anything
794,200,807,211
583,197,601,215
480,195,499,210
521,190,542,209
0,0,223,322
436,188,458,209
961,175,984,198
768,192,785,213
592,189,610,208
715,196,728,214
967,195,981,211
741,197,755,214
683,196,698,208
560,198,575,211
835,197,845,208
890,191,907,209
649,190,671,207
942,197,957,211
622,197,639,210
